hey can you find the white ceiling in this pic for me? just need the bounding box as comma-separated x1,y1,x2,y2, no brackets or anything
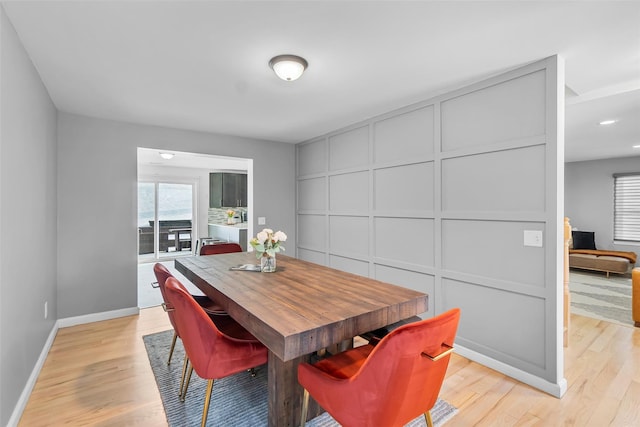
3,1,639,163
137,147,249,170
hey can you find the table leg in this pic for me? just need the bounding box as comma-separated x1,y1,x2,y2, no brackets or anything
267,351,321,427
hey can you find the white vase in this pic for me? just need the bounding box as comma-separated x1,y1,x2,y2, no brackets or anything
227,217,235,225
260,254,276,272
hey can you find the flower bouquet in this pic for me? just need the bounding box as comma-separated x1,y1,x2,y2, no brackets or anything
250,228,287,272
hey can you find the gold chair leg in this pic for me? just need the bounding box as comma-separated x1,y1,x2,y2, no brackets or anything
201,379,214,427
424,410,433,427
178,355,190,399
168,331,178,365
180,365,194,402
300,389,310,427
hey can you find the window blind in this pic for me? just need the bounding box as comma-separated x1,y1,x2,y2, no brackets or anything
614,173,640,242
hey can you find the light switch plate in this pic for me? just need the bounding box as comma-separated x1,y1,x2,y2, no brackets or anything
258,217,266,225
524,230,543,247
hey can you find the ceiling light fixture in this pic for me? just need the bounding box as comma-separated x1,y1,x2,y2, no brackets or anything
599,119,617,125
269,54,308,81
633,144,640,149
159,152,175,160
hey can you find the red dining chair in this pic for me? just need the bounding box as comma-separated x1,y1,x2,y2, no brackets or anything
153,263,227,362
298,308,460,427
199,242,242,256
152,263,231,401
164,276,268,427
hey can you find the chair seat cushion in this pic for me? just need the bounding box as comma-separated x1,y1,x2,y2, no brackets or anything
311,345,374,379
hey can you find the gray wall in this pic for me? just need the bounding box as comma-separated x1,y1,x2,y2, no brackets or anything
565,155,640,253
58,113,296,318
0,7,58,425
296,57,565,395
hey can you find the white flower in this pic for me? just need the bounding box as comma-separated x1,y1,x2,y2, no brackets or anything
250,228,287,259
257,230,268,243
274,231,287,242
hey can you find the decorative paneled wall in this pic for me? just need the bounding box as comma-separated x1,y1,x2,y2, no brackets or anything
296,57,564,396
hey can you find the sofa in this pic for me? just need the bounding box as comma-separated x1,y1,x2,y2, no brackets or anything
568,231,637,278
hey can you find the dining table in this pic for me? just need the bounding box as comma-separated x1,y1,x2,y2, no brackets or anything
175,252,428,427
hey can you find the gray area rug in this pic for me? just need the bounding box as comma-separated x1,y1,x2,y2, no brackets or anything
569,270,634,327
143,330,458,426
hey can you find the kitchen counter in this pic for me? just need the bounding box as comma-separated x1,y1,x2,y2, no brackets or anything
208,223,248,251
208,222,248,230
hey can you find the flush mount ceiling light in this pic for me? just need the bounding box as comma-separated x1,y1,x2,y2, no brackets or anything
269,54,308,81
599,119,617,125
159,152,175,160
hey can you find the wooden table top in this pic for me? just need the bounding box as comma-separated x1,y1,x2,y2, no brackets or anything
175,253,428,361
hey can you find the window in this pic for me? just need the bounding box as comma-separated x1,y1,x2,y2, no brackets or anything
138,180,195,260
614,173,640,242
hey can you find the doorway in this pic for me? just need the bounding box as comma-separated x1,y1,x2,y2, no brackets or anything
136,147,253,308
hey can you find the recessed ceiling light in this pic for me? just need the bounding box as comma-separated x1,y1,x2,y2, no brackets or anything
633,144,640,149
599,120,617,125
159,152,174,160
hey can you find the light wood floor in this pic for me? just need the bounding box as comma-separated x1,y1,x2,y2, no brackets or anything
18,308,640,426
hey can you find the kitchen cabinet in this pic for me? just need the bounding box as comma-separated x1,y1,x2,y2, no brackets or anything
209,173,247,208
208,223,248,251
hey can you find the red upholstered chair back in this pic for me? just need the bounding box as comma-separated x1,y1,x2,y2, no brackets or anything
199,242,242,256
299,308,460,427
364,308,460,425
152,263,180,334
163,276,266,380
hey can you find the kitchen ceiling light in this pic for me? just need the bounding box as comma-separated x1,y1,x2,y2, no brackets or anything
599,119,617,125
159,152,174,160
269,54,308,81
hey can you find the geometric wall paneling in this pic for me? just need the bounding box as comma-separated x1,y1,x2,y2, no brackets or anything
441,145,546,213
297,214,326,251
297,56,564,397
441,70,546,152
374,264,435,315
329,215,369,258
374,162,434,213
329,125,369,171
373,105,435,163
297,248,326,266
329,171,369,212
298,177,326,211
374,217,434,267
441,219,546,286
442,278,546,370
298,138,327,176
330,254,370,277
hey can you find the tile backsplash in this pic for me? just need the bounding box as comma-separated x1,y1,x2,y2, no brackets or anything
208,207,247,224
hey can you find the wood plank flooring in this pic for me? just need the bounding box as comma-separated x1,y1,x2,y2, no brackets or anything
18,308,640,426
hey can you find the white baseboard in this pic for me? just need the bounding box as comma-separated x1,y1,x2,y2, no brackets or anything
7,306,140,426
57,306,139,328
6,322,58,427
455,344,568,398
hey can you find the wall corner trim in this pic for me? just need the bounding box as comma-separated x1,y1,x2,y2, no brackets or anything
57,307,139,328
7,322,59,427
455,345,568,398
